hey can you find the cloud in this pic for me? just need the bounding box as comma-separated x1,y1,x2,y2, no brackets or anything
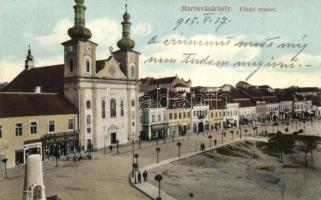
0,58,24,83
132,22,152,36
34,18,121,59
35,19,72,48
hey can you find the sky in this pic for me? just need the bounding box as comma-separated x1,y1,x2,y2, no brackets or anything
0,0,321,88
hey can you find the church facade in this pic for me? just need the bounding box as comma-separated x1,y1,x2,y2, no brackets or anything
62,0,141,150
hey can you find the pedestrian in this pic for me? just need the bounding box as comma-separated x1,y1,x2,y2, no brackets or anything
143,170,148,182
109,145,113,152
138,171,142,184
214,139,217,146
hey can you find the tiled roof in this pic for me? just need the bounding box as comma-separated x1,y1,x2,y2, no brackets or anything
208,100,226,109
148,76,177,85
2,65,64,94
173,82,188,87
234,100,255,107
0,93,78,118
240,86,274,98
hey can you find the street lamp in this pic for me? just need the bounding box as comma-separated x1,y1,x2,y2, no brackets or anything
208,135,212,148
177,142,182,157
133,163,138,184
155,147,160,163
155,174,163,200
230,130,234,141
132,140,135,166
134,153,139,168
2,158,8,178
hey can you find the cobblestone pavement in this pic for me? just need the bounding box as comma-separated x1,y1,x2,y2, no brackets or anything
0,119,320,200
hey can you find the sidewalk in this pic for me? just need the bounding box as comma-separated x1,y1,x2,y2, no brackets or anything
129,137,268,200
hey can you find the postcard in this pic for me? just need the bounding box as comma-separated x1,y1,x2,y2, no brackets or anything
0,0,320,200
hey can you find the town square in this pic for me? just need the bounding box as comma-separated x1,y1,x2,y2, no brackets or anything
0,0,321,200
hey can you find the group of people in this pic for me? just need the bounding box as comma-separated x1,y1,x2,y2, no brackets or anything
136,170,148,184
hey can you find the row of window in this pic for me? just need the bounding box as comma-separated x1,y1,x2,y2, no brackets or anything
0,119,74,138
210,112,223,118
86,99,135,119
152,114,167,122
69,57,92,73
169,112,191,120
193,110,208,117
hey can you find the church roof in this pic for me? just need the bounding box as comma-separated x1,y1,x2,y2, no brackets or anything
2,65,64,94
0,93,78,118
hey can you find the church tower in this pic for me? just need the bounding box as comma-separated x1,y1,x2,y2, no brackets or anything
113,4,140,81
24,46,34,70
62,0,97,79
62,0,96,151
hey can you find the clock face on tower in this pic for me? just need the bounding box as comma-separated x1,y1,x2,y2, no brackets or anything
68,46,73,52
85,45,91,54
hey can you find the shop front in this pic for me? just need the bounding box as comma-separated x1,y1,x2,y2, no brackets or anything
41,131,79,160
151,123,168,140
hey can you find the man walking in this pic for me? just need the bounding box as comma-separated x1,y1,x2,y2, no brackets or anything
143,170,148,182
138,171,142,184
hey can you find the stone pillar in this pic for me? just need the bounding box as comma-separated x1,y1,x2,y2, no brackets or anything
23,154,46,200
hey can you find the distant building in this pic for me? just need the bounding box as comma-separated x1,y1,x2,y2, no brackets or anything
140,75,191,93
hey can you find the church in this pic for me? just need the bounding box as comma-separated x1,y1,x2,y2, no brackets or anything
61,0,140,150
2,0,141,155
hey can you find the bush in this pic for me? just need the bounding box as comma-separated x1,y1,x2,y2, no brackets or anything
256,163,274,171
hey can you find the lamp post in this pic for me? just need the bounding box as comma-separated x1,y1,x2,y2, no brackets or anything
2,158,8,178
133,163,138,184
134,153,139,169
177,142,182,157
104,135,107,155
138,135,141,149
208,135,212,148
132,140,135,166
155,147,160,163
155,174,163,200
230,130,234,141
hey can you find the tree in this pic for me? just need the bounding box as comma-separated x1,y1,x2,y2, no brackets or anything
268,132,295,163
298,135,318,168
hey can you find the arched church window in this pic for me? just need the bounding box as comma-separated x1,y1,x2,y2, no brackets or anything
120,99,124,116
69,58,74,73
86,59,91,72
86,100,91,109
131,99,135,107
110,98,117,117
131,65,135,78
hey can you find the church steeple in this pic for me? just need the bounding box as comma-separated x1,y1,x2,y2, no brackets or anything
68,0,92,41
25,45,34,70
117,4,135,51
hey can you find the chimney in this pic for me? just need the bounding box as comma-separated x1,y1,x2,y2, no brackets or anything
35,86,41,93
